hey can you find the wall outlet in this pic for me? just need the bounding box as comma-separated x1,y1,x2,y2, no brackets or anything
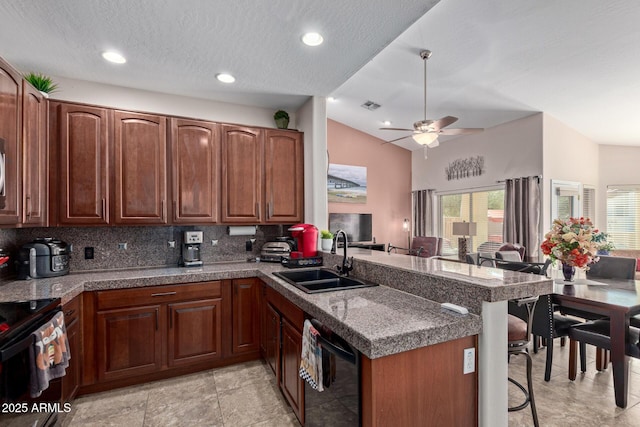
463,348,475,374
84,247,94,260
118,242,128,250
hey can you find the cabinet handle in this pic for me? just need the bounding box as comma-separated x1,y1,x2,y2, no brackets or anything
169,307,173,329
64,309,75,317
155,308,159,331
266,202,271,219
151,291,177,297
26,196,31,218
161,200,165,216
173,200,177,218
101,199,106,218
255,202,260,219
239,284,251,289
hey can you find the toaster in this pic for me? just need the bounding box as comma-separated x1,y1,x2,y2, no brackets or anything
260,240,294,263
16,238,71,279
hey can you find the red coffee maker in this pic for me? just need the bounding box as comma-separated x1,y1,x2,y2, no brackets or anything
288,224,318,258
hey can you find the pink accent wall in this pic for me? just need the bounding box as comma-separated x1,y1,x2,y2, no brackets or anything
327,119,412,249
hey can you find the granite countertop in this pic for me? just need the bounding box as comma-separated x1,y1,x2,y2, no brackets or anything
0,250,552,359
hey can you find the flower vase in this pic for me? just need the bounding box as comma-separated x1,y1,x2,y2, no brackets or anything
562,263,576,282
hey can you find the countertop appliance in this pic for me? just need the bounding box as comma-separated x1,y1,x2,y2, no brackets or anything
260,237,294,263
0,298,63,427
304,318,361,426
288,224,318,258
16,238,70,280
181,231,203,267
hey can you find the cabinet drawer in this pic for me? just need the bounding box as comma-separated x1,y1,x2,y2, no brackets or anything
265,285,304,331
96,281,222,310
62,293,82,326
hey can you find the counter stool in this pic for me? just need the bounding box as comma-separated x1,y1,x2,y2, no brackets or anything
508,296,540,427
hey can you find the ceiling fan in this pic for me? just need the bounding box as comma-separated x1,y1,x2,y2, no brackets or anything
381,50,483,153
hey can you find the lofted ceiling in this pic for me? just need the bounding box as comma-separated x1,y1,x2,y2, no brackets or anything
1,1,640,150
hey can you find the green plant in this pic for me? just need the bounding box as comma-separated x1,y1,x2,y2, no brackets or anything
273,110,289,121
592,231,615,251
320,230,333,240
24,72,58,94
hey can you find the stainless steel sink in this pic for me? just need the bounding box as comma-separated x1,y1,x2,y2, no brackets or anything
273,268,378,294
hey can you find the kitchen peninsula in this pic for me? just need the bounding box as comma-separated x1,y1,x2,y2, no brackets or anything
0,250,552,426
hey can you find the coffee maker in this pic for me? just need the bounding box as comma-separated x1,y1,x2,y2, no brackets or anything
288,224,318,258
181,231,203,267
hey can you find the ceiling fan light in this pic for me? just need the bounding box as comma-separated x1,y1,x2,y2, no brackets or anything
427,138,439,148
412,132,438,145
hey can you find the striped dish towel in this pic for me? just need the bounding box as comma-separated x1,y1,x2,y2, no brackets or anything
299,319,323,392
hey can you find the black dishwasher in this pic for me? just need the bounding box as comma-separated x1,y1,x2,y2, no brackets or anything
304,319,361,427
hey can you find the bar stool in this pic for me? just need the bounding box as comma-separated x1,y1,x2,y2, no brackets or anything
508,296,540,427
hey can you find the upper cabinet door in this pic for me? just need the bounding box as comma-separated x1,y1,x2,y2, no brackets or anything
56,103,110,225
21,81,47,226
264,130,303,223
221,125,263,223
114,111,167,225
170,118,219,224
0,58,22,224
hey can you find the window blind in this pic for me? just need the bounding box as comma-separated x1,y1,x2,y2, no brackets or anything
583,187,595,221
606,185,640,249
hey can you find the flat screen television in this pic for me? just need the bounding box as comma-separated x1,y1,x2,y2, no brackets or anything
329,213,373,243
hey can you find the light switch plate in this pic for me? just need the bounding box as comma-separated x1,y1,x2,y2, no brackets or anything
463,348,475,374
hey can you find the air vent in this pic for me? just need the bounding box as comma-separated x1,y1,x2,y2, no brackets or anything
361,100,381,111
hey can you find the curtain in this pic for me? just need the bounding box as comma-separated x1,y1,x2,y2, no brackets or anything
503,177,541,262
412,189,434,237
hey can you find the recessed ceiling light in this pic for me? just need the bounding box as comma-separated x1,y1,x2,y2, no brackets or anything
102,51,126,64
302,32,324,47
383,120,392,126
216,73,235,83
327,97,337,102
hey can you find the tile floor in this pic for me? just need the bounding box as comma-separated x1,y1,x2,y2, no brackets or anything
61,340,640,426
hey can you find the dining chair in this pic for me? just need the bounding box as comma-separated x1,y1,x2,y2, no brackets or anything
508,296,540,427
410,236,442,258
495,250,523,262
498,243,526,261
587,255,636,280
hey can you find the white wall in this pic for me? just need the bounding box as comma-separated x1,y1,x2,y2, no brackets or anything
542,113,599,231
51,75,288,128
597,145,640,231
412,113,543,192
297,96,328,233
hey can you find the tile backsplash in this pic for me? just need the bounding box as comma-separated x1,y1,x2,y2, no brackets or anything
0,225,288,275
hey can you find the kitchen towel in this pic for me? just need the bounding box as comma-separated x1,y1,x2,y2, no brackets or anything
299,319,323,392
29,311,71,398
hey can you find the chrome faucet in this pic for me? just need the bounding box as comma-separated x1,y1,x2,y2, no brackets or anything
331,229,353,276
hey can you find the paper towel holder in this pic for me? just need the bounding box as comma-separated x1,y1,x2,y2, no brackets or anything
228,225,257,236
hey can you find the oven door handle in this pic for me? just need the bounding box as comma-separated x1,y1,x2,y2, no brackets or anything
0,310,61,362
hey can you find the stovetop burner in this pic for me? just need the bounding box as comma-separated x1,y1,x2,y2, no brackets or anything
0,298,61,342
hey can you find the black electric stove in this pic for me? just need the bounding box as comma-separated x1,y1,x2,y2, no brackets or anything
0,298,61,343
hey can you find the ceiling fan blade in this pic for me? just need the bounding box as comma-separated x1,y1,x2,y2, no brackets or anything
431,116,458,131
438,127,484,135
381,134,414,145
379,127,414,132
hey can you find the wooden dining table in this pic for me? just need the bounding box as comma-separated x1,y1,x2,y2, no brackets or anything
552,277,640,408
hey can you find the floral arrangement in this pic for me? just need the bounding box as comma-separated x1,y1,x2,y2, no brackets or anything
541,217,599,268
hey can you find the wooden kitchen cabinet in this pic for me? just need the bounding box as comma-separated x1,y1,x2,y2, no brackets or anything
169,118,219,224
0,57,23,225
21,81,48,226
113,110,167,224
50,102,110,226
61,294,82,403
221,125,263,223
281,316,304,421
96,305,163,382
264,130,303,223
264,302,280,376
231,278,260,355
167,298,222,367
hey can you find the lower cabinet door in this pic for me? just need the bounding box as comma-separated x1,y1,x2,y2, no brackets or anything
265,303,280,376
167,299,222,367
61,318,80,403
96,305,163,382
231,279,260,355
281,317,304,423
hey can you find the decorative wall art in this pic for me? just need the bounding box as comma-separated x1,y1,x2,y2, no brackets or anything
445,156,484,181
327,164,367,203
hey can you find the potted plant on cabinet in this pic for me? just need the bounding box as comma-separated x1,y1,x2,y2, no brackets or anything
274,109,290,129
320,230,334,251
24,72,58,98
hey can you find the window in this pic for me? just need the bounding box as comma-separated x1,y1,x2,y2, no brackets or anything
551,180,581,222
439,188,505,253
607,185,640,249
